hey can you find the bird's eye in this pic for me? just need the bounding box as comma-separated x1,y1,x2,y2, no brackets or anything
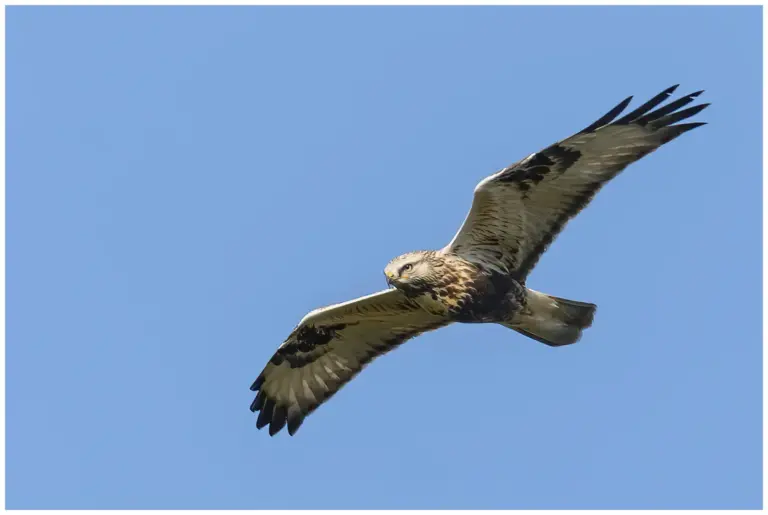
401,264,413,273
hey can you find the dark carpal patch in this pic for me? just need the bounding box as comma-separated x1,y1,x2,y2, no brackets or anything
547,144,581,170
270,323,348,368
498,144,582,194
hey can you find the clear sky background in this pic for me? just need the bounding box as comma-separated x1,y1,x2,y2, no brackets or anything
7,5,762,510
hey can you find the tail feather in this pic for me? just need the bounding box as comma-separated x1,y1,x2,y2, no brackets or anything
505,290,596,347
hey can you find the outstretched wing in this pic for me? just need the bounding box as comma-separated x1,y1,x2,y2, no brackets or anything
443,85,709,280
249,289,451,436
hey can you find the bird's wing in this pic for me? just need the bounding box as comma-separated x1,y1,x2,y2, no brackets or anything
249,288,451,436
443,85,709,280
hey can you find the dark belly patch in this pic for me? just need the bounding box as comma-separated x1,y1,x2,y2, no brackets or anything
443,272,524,323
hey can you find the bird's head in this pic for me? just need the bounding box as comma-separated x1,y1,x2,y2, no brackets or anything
384,251,437,294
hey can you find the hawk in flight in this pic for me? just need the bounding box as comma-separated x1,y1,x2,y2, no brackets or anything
250,85,709,436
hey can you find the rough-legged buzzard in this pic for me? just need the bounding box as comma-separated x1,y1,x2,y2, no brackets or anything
250,85,708,436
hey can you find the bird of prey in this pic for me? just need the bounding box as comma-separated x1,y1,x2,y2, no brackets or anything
250,85,709,436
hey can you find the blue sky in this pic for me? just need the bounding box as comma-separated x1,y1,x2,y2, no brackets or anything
6,5,762,510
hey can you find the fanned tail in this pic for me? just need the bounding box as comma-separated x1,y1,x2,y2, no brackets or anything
504,289,596,347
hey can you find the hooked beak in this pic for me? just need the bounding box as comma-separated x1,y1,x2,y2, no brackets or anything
385,271,396,288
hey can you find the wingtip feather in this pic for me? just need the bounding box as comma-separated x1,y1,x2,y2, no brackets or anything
287,417,304,436
269,406,288,436
579,95,633,134
256,399,275,429
650,102,710,128
250,374,264,391
659,121,708,143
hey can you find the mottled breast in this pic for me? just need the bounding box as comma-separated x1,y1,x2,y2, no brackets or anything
412,257,525,323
